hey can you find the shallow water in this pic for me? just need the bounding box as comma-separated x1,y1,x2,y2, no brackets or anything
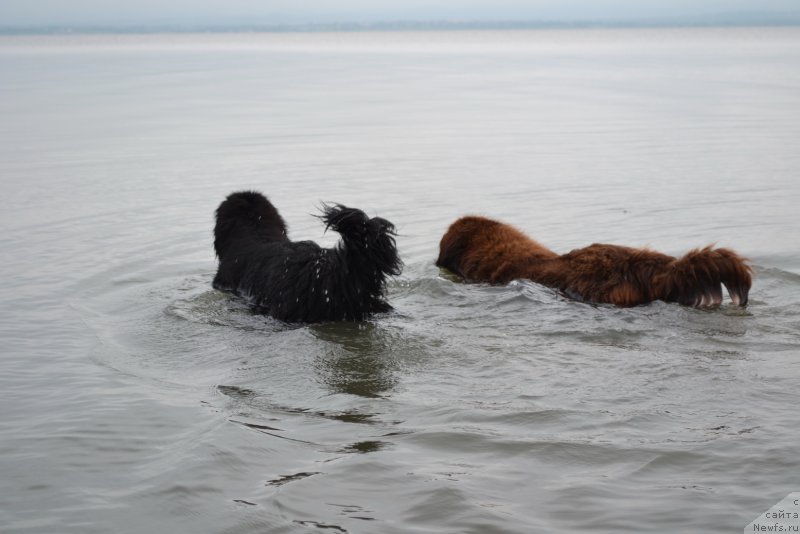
1,28,799,533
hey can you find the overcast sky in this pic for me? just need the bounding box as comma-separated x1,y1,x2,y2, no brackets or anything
1,0,798,27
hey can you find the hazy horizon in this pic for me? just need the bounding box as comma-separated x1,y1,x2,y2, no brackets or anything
1,0,799,29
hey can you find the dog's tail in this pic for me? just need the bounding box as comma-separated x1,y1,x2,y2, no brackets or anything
320,204,403,279
214,191,288,258
656,246,753,307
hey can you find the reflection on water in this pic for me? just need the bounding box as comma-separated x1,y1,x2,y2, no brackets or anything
339,440,388,454
310,322,398,398
267,471,321,486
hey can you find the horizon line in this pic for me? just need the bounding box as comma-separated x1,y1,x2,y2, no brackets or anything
2,13,800,35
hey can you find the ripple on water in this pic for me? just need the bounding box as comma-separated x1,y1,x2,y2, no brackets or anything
166,287,289,332
55,214,800,534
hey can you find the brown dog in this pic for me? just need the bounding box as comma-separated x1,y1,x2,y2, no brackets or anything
436,216,752,307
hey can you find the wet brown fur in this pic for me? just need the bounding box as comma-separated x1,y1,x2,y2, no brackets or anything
436,216,752,307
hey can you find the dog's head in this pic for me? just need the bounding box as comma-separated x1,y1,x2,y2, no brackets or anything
214,191,288,257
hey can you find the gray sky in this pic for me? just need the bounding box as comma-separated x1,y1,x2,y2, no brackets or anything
1,0,798,27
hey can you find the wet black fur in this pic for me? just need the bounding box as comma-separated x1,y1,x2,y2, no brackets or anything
213,191,402,323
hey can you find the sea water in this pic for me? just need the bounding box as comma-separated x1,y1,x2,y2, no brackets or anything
1,28,799,533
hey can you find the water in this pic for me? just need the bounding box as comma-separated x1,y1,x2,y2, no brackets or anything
1,28,799,533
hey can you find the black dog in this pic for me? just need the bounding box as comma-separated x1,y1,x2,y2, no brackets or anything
213,191,402,323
